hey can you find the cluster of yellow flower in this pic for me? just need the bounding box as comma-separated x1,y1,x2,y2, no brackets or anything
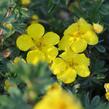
33,83,83,109
16,18,103,84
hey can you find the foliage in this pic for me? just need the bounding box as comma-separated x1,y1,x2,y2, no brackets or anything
0,0,109,109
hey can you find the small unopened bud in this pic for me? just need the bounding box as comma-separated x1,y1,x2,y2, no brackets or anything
13,57,26,64
31,15,39,24
3,23,13,30
21,0,31,6
93,23,103,34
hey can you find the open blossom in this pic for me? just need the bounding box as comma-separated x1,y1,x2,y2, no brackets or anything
16,23,60,64
51,49,90,84
33,84,82,109
59,18,100,53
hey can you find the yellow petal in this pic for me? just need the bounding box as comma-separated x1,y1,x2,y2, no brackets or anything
42,32,60,45
105,92,109,101
59,49,75,62
16,34,35,51
83,31,98,45
64,23,78,35
26,49,45,64
42,46,58,63
57,68,77,84
104,83,109,92
27,23,45,41
60,50,90,66
75,65,90,77
72,53,90,66
71,38,87,53
58,35,72,50
78,18,92,32
51,58,67,75
60,49,90,66
64,18,92,36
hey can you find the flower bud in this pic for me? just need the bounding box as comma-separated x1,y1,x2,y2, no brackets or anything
93,23,103,34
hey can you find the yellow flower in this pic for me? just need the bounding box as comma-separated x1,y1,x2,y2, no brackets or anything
104,83,109,101
93,23,103,34
21,0,31,5
51,49,90,84
16,23,60,64
59,18,99,53
33,84,82,109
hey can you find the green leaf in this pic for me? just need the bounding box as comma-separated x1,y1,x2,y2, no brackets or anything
95,45,106,53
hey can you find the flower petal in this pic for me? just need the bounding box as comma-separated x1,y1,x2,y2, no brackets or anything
75,65,90,77
59,49,74,62
64,23,78,35
83,31,98,45
42,46,58,63
105,92,109,101
78,18,92,32
71,38,87,53
16,34,35,51
58,35,72,50
60,50,90,66
51,58,67,75
27,23,45,41
26,49,45,64
42,32,60,46
72,53,90,66
57,68,77,84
